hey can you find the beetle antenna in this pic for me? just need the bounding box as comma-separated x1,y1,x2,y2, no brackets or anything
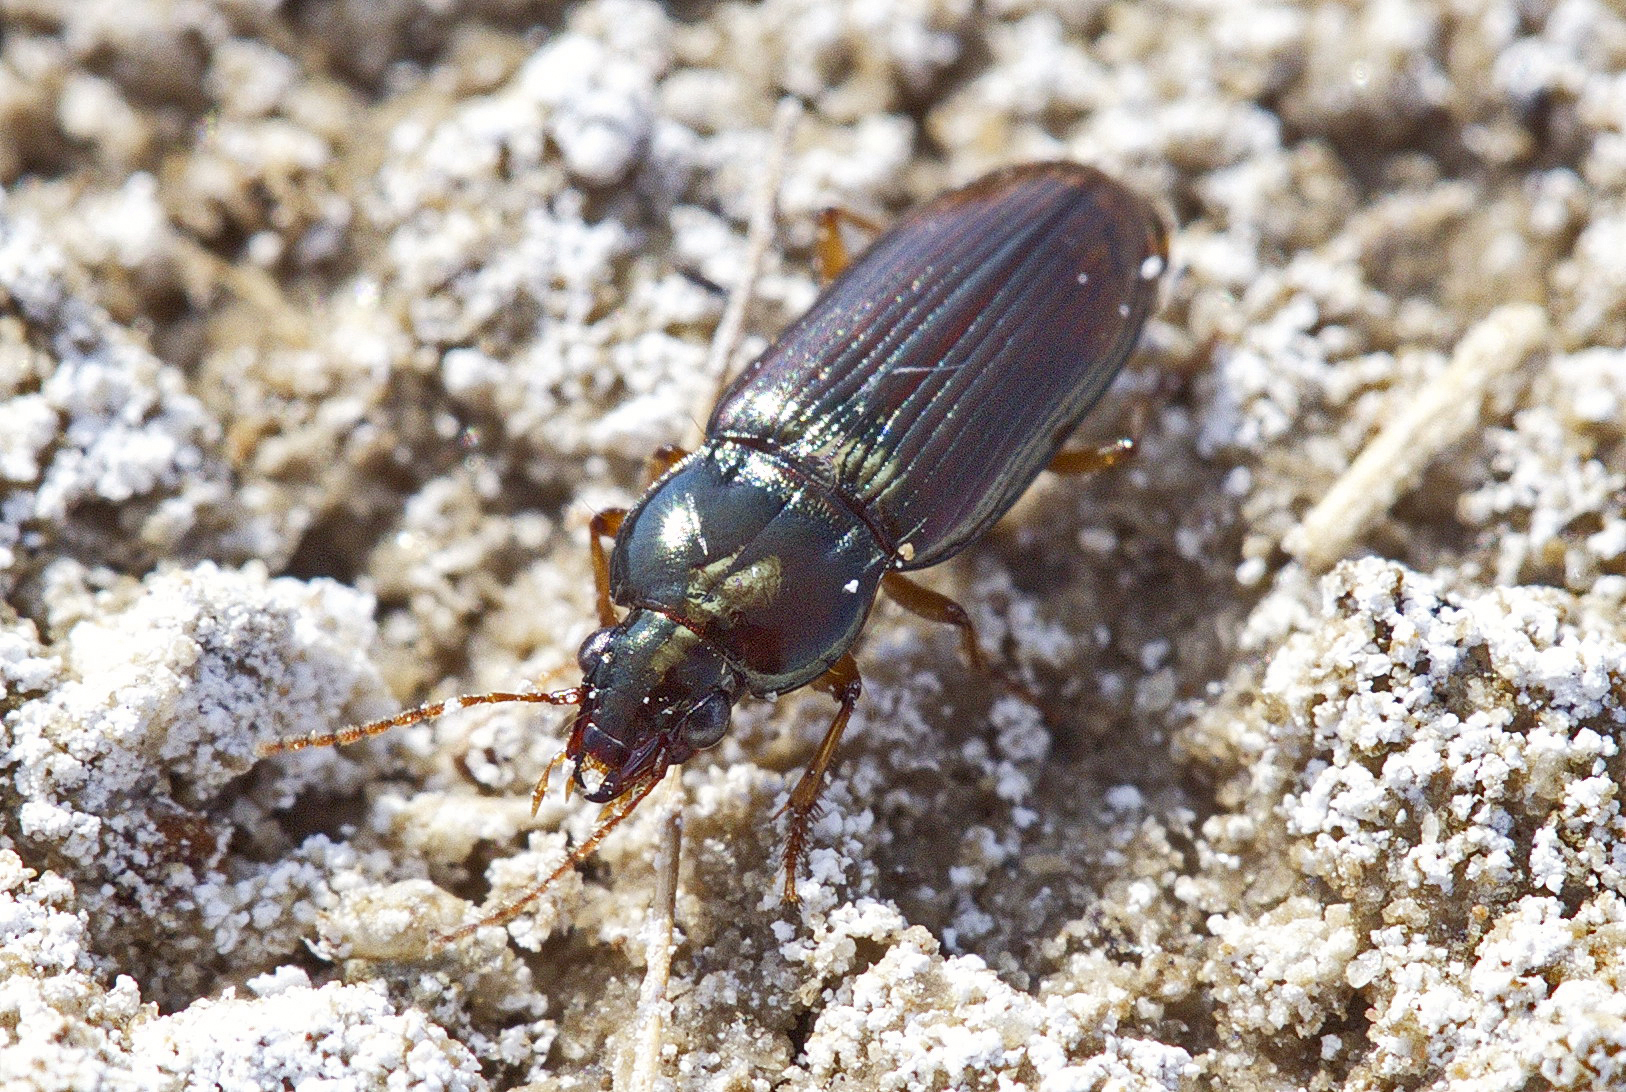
256,687,587,757
436,772,663,946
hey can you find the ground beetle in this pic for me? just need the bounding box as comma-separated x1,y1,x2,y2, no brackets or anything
264,160,1168,916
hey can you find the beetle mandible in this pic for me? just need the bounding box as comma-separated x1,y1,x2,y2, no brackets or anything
263,160,1168,914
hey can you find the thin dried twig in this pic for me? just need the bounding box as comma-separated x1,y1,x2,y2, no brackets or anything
692,97,802,441
619,776,684,1092
616,103,798,1087
1284,303,1549,572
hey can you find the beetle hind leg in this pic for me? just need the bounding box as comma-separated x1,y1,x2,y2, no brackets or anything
814,207,883,282
777,653,862,903
1047,398,1149,476
1046,436,1136,476
1048,367,1190,477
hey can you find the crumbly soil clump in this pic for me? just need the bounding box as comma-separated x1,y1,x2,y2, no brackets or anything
2,1,1624,1088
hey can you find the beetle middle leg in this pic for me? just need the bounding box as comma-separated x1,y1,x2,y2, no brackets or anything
879,572,1042,708
880,572,994,675
778,653,862,903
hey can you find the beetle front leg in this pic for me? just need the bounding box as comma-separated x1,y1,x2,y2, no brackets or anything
778,653,862,903
589,451,689,627
643,444,688,485
588,508,627,628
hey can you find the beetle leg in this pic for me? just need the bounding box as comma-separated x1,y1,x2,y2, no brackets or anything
815,207,883,283
881,572,992,674
586,452,686,629
643,444,688,485
880,572,1046,709
1047,379,1171,475
589,508,628,628
1046,436,1136,475
778,653,862,903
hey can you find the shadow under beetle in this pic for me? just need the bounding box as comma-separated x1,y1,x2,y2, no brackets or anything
262,160,1168,922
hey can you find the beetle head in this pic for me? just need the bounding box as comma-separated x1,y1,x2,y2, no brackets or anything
566,609,742,802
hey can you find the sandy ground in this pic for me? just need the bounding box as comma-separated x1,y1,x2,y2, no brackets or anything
2,0,1625,1089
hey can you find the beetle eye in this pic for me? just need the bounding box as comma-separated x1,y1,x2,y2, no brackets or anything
576,627,615,673
677,692,730,749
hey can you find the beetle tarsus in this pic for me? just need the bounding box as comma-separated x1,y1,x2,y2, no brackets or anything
531,749,571,815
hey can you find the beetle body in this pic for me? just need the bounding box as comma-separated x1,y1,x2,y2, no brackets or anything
259,160,1168,917
568,161,1167,819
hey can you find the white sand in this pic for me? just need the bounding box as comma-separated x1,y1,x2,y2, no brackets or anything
3,1,1624,1088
